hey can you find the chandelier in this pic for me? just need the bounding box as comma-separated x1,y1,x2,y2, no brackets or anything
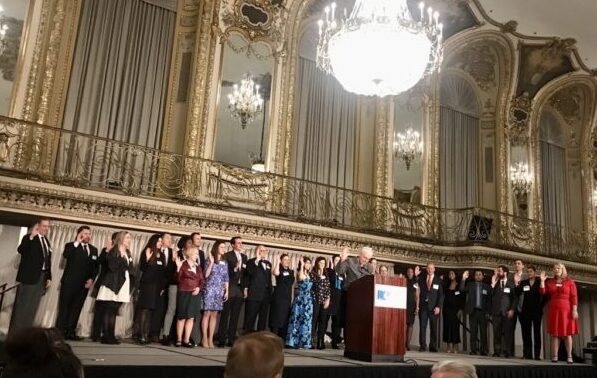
0,6,8,56
510,162,532,196
316,0,443,97
393,128,422,170
227,74,264,129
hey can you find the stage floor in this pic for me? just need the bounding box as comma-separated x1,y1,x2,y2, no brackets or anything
71,341,597,378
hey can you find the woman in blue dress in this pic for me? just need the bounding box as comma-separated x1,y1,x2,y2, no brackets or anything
286,257,313,349
201,240,229,348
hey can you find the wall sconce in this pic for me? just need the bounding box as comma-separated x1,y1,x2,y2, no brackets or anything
393,128,423,170
510,162,532,196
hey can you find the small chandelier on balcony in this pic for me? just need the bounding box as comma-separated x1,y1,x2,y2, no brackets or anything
0,6,9,56
227,74,263,129
393,128,423,170
510,162,532,196
316,0,443,97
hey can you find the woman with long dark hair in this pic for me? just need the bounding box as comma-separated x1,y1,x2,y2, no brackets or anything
201,240,229,348
311,256,331,349
286,257,313,349
442,270,462,353
135,234,167,344
95,231,133,344
269,254,295,339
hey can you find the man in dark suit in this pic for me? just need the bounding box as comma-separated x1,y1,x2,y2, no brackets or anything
243,245,272,333
217,236,247,346
516,266,544,360
9,218,53,333
55,225,99,340
460,270,491,355
490,265,517,358
417,263,444,352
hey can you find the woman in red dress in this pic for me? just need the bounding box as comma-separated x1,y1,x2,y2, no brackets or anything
539,262,579,364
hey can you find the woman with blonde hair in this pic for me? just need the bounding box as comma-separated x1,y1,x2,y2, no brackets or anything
175,246,205,347
539,262,579,364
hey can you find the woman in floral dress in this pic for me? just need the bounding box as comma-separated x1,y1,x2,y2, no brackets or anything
201,240,229,348
286,257,313,349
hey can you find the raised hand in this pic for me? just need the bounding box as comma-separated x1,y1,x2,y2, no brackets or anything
539,271,547,282
414,265,421,277
340,248,349,262
104,238,113,250
462,270,469,280
491,273,498,286
30,224,39,238
145,248,152,261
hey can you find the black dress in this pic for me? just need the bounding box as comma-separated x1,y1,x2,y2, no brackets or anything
442,286,462,343
406,277,418,326
137,252,167,310
326,268,342,316
269,267,295,331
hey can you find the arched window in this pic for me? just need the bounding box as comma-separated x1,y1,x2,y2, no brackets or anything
439,74,480,208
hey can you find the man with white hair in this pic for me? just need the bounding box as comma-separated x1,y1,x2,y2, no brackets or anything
431,360,477,378
335,247,374,346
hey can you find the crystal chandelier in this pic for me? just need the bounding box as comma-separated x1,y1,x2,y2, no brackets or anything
0,6,8,56
510,162,532,196
317,0,443,97
393,128,423,170
227,74,264,129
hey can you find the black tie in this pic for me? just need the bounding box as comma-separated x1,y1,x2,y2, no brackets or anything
40,237,48,269
83,244,89,257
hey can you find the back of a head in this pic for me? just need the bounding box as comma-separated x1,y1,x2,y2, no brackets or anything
431,360,477,378
225,332,284,378
4,327,83,378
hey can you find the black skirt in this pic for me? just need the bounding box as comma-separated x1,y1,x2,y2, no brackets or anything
137,283,161,310
176,290,201,320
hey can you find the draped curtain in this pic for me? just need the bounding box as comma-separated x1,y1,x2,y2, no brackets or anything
57,0,175,192
439,75,480,209
540,111,568,228
290,58,357,189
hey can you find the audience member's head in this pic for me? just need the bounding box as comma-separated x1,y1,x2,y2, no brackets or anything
431,360,477,378
358,247,373,265
4,327,83,378
225,331,284,378
379,265,389,277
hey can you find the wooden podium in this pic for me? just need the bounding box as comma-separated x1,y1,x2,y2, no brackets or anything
344,275,407,362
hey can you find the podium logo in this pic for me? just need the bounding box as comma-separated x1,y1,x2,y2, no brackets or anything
377,289,391,301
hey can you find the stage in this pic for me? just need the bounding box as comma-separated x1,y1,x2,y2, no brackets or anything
66,341,597,378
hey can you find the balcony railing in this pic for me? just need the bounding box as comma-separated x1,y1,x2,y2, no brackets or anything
0,116,595,264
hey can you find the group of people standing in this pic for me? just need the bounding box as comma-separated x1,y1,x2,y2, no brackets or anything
9,219,580,362
404,260,580,363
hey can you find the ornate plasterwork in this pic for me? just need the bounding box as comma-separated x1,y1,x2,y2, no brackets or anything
220,0,288,48
449,45,497,91
549,86,584,127
0,175,596,283
507,93,533,146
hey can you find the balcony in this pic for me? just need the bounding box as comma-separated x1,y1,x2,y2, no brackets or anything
0,115,595,269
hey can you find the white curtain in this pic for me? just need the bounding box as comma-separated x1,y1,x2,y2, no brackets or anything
290,58,357,189
540,111,568,228
62,0,175,148
439,75,480,208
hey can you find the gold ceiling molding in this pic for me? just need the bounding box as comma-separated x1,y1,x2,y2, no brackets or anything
448,44,497,91
220,0,288,48
1,175,597,283
507,94,532,146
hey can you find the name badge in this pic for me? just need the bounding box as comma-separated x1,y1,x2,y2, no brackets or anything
219,261,226,266
523,285,530,292
157,261,163,265
128,257,133,263
504,288,511,293
556,283,563,287
338,277,344,281
455,291,460,296
413,283,419,289
432,284,439,290
242,263,247,268
482,289,488,295
320,275,325,279
91,255,97,260
283,271,290,276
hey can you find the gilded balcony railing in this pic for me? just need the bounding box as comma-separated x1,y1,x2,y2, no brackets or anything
0,116,595,264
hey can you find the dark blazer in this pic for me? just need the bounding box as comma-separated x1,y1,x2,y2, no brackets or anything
417,274,444,311
16,234,52,284
223,250,247,298
515,278,545,316
99,249,133,295
326,267,343,316
61,242,99,286
164,248,184,286
460,280,491,314
139,250,167,288
90,248,108,298
491,279,517,316
245,257,272,302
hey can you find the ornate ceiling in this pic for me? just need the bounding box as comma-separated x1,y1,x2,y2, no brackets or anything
478,0,597,69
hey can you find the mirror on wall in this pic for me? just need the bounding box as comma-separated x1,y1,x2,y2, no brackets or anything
392,90,424,204
214,33,274,170
0,1,29,116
